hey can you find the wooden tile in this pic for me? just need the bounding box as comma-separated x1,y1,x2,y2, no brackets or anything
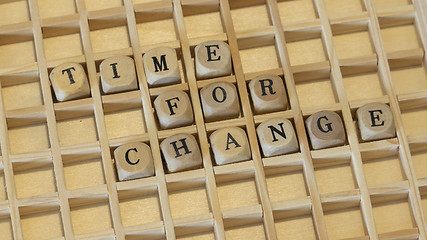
356,102,395,141
209,127,251,165
114,142,154,181
257,118,299,157
100,56,138,94
248,74,288,114
49,62,90,102
306,111,346,150
160,133,202,172
195,40,232,80
200,81,240,122
154,90,194,129
142,47,181,87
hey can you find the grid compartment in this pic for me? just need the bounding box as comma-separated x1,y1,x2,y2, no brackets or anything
0,1,30,26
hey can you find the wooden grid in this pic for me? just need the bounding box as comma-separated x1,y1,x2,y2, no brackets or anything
0,0,427,239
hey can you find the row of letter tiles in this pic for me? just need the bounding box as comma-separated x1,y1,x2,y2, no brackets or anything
114,102,395,180
49,40,232,101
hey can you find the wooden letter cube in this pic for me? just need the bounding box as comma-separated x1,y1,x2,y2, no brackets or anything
160,133,202,172
114,142,154,181
143,47,181,86
195,40,232,79
200,81,240,122
154,90,194,129
209,127,251,165
100,56,138,94
306,111,346,150
357,102,395,141
257,118,299,157
248,74,288,114
49,62,90,101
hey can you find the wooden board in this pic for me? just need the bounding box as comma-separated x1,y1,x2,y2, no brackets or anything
0,0,427,239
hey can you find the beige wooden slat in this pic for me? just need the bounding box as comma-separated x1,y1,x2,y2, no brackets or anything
172,0,227,239
364,0,427,238
26,0,75,238
218,0,278,239
121,0,176,239
72,0,125,238
263,0,329,239
312,0,380,239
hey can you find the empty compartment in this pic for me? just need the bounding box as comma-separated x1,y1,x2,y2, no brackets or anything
373,0,412,10
225,222,266,240
85,0,123,11
0,1,30,26
63,151,105,190
103,95,148,140
20,207,64,240
135,4,178,47
0,216,13,240
37,0,76,19
333,30,374,60
55,102,99,147
70,198,113,235
361,145,406,187
275,213,317,240
400,99,427,138
324,204,367,239
1,72,44,111
238,34,280,74
89,14,130,53
14,161,57,199
0,39,36,69
42,22,83,61
391,63,427,95
118,186,162,227
286,29,327,66
182,1,224,39
7,114,50,155
277,0,318,24
216,168,259,211
264,162,308,202
381,23,421,54
314,159,357,194
372,194,416,235
0,171,6,201
324,0,366,18
295,76,338,109
229,0,271,32
177,231,215,240
168,179,210,219
409,143,427,179
342,69,385,101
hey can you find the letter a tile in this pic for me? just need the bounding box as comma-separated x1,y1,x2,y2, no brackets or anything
209,127,251,165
